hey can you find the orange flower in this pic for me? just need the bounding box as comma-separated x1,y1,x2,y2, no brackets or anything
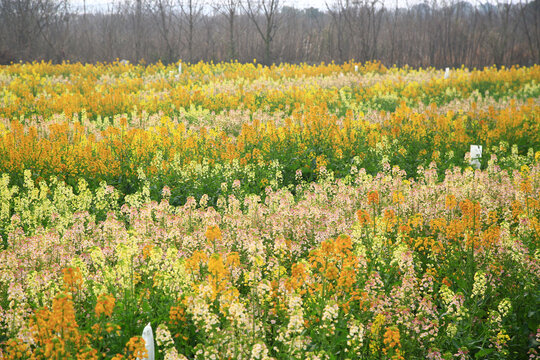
142,244,155,260
286,262,308,293
185,250,208,273
169,304,187,325
356,209,370,225
62,267,83,292
226,251,241,268
95,294,116,317
520,178,533,194
2,338,31,359
28,292,97,359
383,326,401,349
445,194,457,210
368,190,380,205
124,336,148,360
205,225,222,243
205,253,233,300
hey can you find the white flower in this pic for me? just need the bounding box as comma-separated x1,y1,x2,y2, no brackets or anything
347,320,365,348
164,348,188,360
227,301,250,329
155,324,174,351
321,303,339,325
251,342,269,360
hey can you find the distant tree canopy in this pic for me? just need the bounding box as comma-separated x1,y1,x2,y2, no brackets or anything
0,0,538,67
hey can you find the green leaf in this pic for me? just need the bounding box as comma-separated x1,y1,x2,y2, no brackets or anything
475,348,494,359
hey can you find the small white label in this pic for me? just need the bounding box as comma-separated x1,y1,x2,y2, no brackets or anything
178,62,182,74
470,145,482,169
444,67,450,79
470,145,482,159
354,65,359,72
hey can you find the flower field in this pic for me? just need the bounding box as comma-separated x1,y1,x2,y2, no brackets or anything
0,62,539,359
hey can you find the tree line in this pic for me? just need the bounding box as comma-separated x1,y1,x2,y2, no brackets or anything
0,0,538,67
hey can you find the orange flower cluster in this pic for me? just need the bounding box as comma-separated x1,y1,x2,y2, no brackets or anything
383,327,404,360
185,248,241,303
368,190,380,206
95,294,116,318
62,267,83,293
111,337,148,360
205,225,222,243
29,293,97,359
308,235,359,298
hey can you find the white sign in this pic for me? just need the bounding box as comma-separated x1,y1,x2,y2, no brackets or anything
444,67,450,79
470,145,482,169
141,323,155,360
354,65,358,72
178,62,182,74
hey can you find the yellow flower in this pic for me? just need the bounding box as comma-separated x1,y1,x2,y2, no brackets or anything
392,191,404,204
371,313,386,336
496,330,510,346
205,225,222,243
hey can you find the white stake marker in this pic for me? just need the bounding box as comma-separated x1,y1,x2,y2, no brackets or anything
470,145,482,169
444,67,450,79
140,323,155,360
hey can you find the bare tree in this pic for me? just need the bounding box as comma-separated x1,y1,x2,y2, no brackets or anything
1,0,538,67
134,0,141,59
214,0,240,60
0,0,67,61
327,0,348,62
326,0,385,62
149,0,179,62
518,0,540,62
242,0,281,65
179,0,203,62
